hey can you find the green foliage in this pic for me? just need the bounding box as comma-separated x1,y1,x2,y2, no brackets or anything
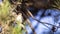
0,0,10,22
12,23,22,34
0,0,25,34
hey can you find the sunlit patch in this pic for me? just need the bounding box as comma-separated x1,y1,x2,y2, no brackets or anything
16,13,23,23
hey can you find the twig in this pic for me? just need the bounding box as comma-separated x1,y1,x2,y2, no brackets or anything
26,19,36,34
27,9,60,28
20,10,36,34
